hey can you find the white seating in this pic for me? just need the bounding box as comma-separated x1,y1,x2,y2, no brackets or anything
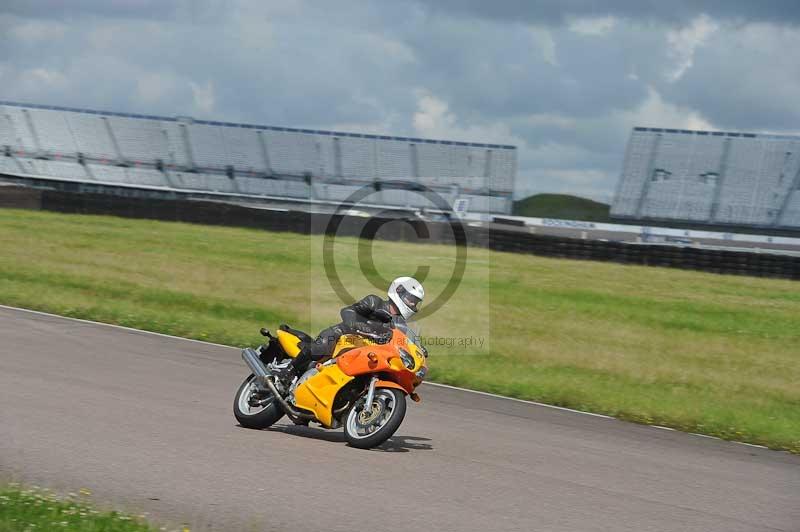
67,114,117,160
614,128,800,227
127,168,169,187
713,138,760,224
186,124,227,168
375,140,412,178
777,191,800,227
612,130,662,217
202,173,237,193
490,149,516,191
312,183,359,202
1,106,38,154
0,113,16,148
416,143,448,178
28,109,77,155
90,164,130,184
223,127,266,172
18,157,44,176
235,176,270,196
336,136,373,178
90,164,167,187
281,179,311,198
0,103,516,213
46,160,90,181
108,116,169,163
160,122,192,167
263,130,319,176
0,156,19,174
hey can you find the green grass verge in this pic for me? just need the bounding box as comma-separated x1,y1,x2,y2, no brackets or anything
0,486,163,532
0,209,798,453
513,193,611,221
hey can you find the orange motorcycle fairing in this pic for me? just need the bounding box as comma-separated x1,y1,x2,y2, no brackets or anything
375,380,410,395
330,334,375,358
336,347,419,395
336,346,393,375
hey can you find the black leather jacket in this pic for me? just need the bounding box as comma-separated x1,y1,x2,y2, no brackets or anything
339,294,395,335
306,295,396,360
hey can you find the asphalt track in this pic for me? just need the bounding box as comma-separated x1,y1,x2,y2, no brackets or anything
1,306,798,532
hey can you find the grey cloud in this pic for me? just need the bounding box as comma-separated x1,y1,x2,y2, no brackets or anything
409,0,800,26
384,13,652,120
0,1,798,202
0,0,226,21
658,25,800,130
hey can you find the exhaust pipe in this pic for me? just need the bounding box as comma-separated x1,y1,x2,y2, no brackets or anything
241,348,269,379
240,348,314,421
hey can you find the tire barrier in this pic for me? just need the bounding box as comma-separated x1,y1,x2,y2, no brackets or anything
1,184,798,281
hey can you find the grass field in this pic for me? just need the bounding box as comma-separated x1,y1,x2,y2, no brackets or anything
0,485,164,531
512,193,611,221
1,208,798,453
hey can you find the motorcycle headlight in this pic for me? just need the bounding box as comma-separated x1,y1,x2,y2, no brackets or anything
398,348,415,370
416,366,427,379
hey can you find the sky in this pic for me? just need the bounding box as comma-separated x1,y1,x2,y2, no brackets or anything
2,1,800,201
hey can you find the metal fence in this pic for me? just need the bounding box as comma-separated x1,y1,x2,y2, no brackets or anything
3,184,797,281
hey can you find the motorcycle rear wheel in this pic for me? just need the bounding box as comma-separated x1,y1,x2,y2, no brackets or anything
344,388,406,449
233,374,285,429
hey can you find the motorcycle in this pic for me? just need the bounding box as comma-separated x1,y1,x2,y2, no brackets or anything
233,319,428,449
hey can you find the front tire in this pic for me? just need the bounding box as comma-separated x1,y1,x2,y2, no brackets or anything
344,388,406,449
233,374,285,429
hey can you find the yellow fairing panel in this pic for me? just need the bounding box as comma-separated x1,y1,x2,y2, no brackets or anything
293,364,354,427
331,334,373,358
276,330,302,358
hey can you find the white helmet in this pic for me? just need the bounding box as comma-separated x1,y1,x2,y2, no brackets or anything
388,276,425,320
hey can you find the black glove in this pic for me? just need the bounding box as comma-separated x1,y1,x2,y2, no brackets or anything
364,320,390,334
361,321,392,344
371,321,393,344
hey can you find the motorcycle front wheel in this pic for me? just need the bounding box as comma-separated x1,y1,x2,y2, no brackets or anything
233,374,285,429
344,388,406,449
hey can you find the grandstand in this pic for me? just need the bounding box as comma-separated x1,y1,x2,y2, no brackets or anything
612,127,800,229
0,101,516,214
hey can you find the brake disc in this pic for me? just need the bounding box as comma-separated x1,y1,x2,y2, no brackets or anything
356,398,386,426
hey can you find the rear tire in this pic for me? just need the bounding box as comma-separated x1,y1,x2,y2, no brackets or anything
233,374,285,429
344,388,406,449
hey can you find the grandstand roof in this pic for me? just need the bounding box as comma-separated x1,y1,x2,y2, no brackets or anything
632,126,800,142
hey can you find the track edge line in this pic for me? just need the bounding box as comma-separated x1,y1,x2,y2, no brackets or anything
0,303,787,453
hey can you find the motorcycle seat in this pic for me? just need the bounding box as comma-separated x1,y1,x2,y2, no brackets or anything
278,324,313,344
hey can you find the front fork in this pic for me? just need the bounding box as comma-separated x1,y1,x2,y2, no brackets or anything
363,376,378,414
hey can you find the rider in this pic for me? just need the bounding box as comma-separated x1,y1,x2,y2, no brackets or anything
280,276,425,378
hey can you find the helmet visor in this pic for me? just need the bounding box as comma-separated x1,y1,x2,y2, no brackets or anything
396,285,422,312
